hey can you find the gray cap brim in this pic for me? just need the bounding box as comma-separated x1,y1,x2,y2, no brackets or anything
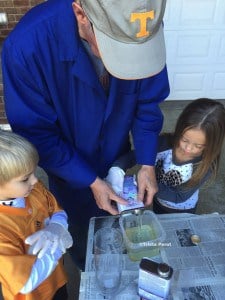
94,24,166,80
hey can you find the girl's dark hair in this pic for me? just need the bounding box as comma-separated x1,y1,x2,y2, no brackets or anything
173,98,225,187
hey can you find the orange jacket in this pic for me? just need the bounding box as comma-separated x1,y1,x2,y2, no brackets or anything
0,181,67,300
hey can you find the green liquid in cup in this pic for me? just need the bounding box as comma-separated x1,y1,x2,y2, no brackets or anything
125,225,159,261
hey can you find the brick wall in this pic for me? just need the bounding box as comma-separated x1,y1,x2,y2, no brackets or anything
0,0,44,42
0,0,44,124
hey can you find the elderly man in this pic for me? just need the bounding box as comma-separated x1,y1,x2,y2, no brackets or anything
2,0,169,269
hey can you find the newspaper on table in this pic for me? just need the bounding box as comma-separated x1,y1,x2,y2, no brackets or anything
159,213,225,300
79,213,225,300
79,271,139,300
81,215,159,300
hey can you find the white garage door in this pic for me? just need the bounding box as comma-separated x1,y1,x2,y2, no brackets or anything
164,0,225,100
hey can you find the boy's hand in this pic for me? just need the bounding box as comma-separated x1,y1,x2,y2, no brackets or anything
25,223,73,258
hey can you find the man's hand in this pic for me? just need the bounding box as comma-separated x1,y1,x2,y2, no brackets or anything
137,165,158,206
90,177,127,215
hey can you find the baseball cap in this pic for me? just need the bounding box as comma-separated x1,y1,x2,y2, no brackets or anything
80,0,167,80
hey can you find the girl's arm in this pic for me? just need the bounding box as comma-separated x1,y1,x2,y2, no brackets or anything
106,150,136,195
157,170,211,204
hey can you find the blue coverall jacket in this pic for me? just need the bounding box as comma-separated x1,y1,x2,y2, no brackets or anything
2,0,170,227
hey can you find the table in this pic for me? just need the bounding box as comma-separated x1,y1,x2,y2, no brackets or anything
79,212,225,299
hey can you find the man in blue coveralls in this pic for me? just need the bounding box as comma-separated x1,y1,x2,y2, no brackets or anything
1,0,170,269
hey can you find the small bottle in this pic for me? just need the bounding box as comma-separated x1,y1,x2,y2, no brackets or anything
138,258,173,300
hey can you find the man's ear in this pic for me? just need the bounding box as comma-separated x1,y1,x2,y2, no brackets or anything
72,2,88,24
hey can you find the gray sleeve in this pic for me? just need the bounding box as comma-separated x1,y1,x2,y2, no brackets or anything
156,170,211,204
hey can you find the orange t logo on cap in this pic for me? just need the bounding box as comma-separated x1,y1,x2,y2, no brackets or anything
130,10,155,38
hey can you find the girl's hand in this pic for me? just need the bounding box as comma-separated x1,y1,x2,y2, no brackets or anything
105,166,125,195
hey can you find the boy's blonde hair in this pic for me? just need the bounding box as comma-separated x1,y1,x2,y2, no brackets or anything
0,130,39,184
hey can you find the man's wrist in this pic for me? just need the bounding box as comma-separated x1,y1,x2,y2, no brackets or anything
139,165,155,170
90,176,100,188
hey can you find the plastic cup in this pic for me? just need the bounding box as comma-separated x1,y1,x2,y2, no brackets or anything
94,227,123,296
119,210,166,261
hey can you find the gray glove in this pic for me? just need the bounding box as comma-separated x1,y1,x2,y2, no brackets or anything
25,222,73,258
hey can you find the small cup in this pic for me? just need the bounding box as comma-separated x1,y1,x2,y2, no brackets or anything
94,227,123,296
119,210,165,261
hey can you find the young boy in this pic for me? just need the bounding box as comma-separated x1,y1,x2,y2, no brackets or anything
0,130,73,299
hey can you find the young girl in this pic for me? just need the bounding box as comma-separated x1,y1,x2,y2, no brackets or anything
106,98,225,214
0,130,73,300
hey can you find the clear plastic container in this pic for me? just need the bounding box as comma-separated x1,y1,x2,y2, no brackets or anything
119,209,166,261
